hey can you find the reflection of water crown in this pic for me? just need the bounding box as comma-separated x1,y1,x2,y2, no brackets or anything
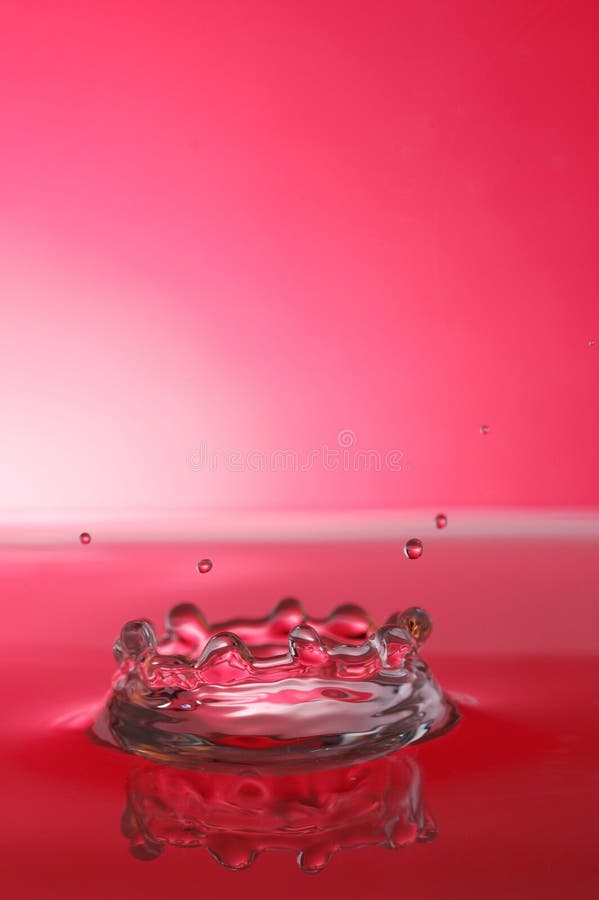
95,600,458,770
122,752,437,872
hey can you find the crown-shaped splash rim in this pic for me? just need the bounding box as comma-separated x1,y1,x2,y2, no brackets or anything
95,599,457,771
112,599,433,693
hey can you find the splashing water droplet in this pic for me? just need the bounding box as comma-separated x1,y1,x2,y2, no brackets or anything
435,513,447,529
326,603,374,641
404,538,423,560
120,620,157,658
79,532,91,544
98,600,458,770
480,424,490,435
288,624,328,664
397,607,432,644
297,846,333,874
166,603,209,647
197,559,213,574
271,597,306,633
375,625,414,668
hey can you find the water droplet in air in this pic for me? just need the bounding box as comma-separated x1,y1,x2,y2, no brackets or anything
480,425,490,435
588,339,596,347
435,513,447,529
79,532,91,544
197,558,213,574
404,538,423,560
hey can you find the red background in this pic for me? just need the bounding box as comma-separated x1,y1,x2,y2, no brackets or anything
1,6,598,897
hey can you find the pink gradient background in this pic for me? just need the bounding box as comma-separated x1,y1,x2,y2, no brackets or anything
1,0,598,516
2,8,599,898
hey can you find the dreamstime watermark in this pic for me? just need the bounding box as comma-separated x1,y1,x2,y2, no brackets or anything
187,430,407,473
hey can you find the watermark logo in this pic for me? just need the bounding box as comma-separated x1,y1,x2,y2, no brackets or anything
187,430,405,473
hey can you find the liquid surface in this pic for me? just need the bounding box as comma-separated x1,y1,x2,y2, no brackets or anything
1,527,598,898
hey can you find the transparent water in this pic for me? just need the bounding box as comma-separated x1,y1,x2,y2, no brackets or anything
96,599,456,770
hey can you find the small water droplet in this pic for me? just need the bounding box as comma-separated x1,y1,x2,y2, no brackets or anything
397,607,432,643
588,339,596,347
435,513,447,529
480,424,490,435
197,558,213,574
404,538,423,560
120,620,157,657
79,532,91,544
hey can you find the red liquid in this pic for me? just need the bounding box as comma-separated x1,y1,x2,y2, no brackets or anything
1,529,598,898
